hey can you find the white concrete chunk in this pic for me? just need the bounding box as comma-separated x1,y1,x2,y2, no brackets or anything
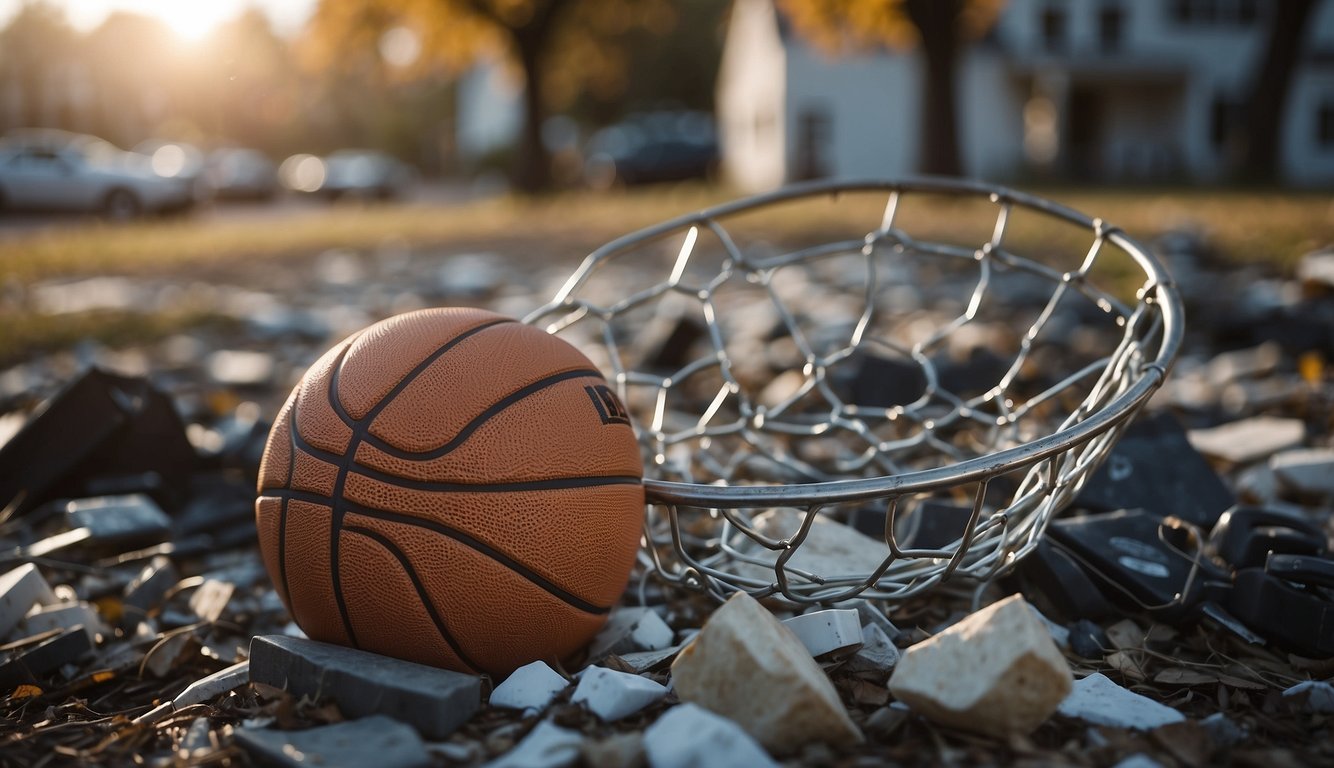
644,704,778,768
843,623,900,676
0,564,58,638
1282,681,1334,714
587,607,674,660
738,509,889,581
1270,448,1334,498
888,594,1072,737
19,602,108,643
1112,755,1164,768
616,645,682,673
1187,417,1304,464
489,661,569,715
670,592,862,752
485,720,582,768
1057,673,1185,730
571,666,668,721
783,609,863,657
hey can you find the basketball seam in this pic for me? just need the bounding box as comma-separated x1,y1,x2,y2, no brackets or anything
342,524,482,673
360,367,607,460
288,419,642,492
262,487,614,615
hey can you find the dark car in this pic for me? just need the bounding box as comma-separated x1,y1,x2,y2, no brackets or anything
204,148,278,201
583,111,718,190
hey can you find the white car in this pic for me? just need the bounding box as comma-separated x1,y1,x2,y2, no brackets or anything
0,132,194,219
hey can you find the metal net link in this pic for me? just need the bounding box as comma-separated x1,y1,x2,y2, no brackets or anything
526,178,1182,605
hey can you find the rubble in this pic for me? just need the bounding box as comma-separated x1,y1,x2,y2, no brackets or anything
0,626,95,689
670,591,862,752
249,634,482,739
234,715,433,768
1056,673,1185,730
643,704,778,768
1270,448,1334,498
841,623,900,676
571,665,669,721
484,720,583,768
782,609,863,657
1187,416,1305,465
0,564,58,637
16,601,108,642
1282,681,1334,714
587,607,675,661
489,660,569,715
887,594,1072,737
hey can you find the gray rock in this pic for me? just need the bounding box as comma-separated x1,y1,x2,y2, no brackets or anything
571,666,668,721
782,609,863,657
234,715,432,768
1270,448,1334,498
587,607,674,661
1068,620,1108,659
1057,673,1185,730
614,644,682,673
1207,342,1281,383
135,661,250,724
1112,755,1164,768
485,720,582,768
0,564,58,638
1282,680,1334,714
1297,248,1334,290
1188,417,1305,465
0,627,94,690
188,579,235,624
842,623,900,676
850,600,903,644
489,660,568,715
249,635,481,739
17,602,109,643
121,556,180,630
644,704,778,768
64,494,171,545
1201,712,1247,747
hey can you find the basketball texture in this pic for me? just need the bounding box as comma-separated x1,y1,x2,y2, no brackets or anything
255,308,644,676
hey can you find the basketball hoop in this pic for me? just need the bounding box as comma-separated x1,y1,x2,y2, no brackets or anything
526,178,1183,605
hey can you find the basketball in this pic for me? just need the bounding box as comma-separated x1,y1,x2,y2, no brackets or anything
254,308,644,676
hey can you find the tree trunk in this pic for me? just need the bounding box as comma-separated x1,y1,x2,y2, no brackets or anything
905,0,964,176
512,31,553,194
1240,0,1318,182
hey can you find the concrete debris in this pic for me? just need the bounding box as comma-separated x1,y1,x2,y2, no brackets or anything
135,661,250,724
0,564,58,638
0,627,95,690
740,508,889,582
1187,417,1305,465
489,660,569,715
188,579,235,624
1282,681,1334,714
644,704,778,768
1111,755,1165,768
234,715,432,768
841,623,900,677
121,556,180,630
782,609,863,658
17,602,109,643
1270,448,1334,498
206,349,276,387
485,720,583,768
888,594,1072,737
249,635,481,739
850,600,903,644
571,665,669,721
1200,713,1247,747
614,645,683,673
1057,673,1186,730
587,607,675,661
670,592,862,752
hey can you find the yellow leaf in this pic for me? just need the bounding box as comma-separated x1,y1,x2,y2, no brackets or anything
10,684,42,701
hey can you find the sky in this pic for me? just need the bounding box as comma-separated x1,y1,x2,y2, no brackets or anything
0,0,319,39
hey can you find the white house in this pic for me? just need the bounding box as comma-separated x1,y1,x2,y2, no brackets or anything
717,0,1334,189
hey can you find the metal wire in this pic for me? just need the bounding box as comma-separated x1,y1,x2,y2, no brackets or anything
526,178,1183,604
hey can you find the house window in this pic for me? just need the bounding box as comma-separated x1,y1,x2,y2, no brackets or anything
1041,6,1066,52
1319,101,1334,147
1100,5,1125,53
794,106,832,180
1210,94,1244,150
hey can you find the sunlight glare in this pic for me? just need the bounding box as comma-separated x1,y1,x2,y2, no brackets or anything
156,3,232,40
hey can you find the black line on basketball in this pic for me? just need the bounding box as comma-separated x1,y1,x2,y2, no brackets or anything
288,423,641,492
343,524,482,673
362,367,605,460
266,487,613,615
278,396,298,606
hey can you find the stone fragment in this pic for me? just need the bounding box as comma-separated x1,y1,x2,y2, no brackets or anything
1029,604,1070,648
206,350,276,387
485,720,582,768
249,635,481,739
188,579,234,624
670,592,862,752
64,494,171,546
0,628,94,690
1057,673,1185,730
18,602,108,643
1187,417,1304,465
234,716,432,768
782,609,862,657
1112,755,1164,768
843,623,900,676
887,594,1071,737
644,704,778,768
739,509,888,582
587,607,674,660
1207,342,1281,383
0,565,58,638
489,660,568,715
1068,620,1108,659
121,556,180,630
1282,680,1334,714
1200,713,1246,747
1297,248,1334,290
614,645,682,673
135,660,250,724
1270,448,1334,498
571,666,668,721
864,704,910,739
850,600,903,644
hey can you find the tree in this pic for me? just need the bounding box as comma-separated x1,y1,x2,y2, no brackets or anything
778,0,1003,176
1239,0,1321,182
0,2,77,130
303,0,676,193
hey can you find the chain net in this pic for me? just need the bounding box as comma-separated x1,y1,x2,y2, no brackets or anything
526,179,1182,604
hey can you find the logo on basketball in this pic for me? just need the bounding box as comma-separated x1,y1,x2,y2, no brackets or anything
585,384,631,426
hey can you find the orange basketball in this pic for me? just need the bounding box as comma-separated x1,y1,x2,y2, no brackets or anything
254,308,644,676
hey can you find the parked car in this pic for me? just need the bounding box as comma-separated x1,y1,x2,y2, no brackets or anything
279,149,414,200
0,130,194,218
204,148,278,201
583,111,719,190
133,139,206,198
